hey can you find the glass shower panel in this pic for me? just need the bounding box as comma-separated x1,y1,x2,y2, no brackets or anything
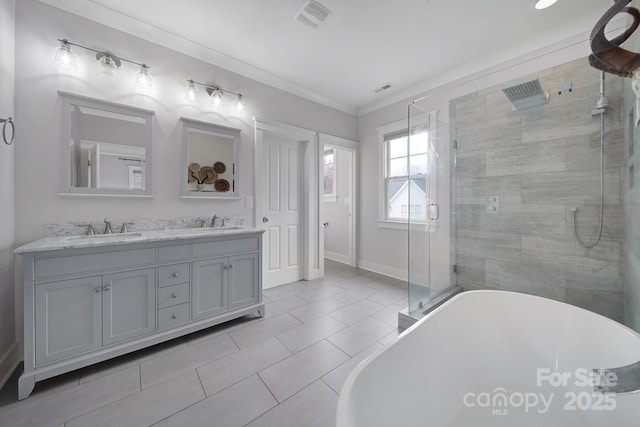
408,101,455,317
407,104,431,314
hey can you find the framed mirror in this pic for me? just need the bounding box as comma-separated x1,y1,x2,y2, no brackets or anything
181,117,240,199
59,91,154,197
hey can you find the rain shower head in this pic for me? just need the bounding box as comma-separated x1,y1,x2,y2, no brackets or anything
502,78,549,110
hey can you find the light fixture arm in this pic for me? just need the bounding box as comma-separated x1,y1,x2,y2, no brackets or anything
57,38,150,69
188,79,241,97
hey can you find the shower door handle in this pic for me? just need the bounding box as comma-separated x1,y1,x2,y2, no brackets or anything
429,203,439,221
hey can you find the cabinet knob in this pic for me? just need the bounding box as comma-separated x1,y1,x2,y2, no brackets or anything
228,264,234,269
223,265,229,270
171,272,179,278
172,292,179,299
171,314,177,320
103,285,111,292
94,287,101,293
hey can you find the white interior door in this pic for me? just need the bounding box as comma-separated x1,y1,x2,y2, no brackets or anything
262,134,303,288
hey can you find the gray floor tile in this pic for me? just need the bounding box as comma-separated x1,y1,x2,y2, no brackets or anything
79,337,188,384
263,282,314,301
263,295,309,318
66,370,205,427
368,286,407,306
322,343,383,394
372,303,403,327
0,366,140,427
259,340,349,402
229,313,302,349
246,380,338,427
154,375,277,427
327,317,395,356
276,315,347,353
184,315,258,346
332,285,379,304
197,337,291,396
141,333,238,389
288,297,347,323
329,298,385,325
296,284,345,303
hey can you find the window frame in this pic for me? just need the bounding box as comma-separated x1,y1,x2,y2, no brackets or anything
377,111,436,231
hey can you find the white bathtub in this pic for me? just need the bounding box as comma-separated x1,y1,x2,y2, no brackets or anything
337,290,640,427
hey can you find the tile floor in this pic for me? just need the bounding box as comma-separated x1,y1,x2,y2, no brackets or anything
0,260,407,427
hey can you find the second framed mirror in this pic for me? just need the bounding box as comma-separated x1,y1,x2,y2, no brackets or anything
181,118,240,199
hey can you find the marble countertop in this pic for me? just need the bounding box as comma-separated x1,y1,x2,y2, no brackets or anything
14,227,264,254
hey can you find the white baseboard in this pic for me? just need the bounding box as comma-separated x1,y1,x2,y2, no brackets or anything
324,251,351,266
357,259,408,282
0,341,20,390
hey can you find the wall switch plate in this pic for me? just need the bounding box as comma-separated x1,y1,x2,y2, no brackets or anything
486,195,500,214
245,196,254,208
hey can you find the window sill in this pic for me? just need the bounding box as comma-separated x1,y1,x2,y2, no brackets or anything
377,220,436,232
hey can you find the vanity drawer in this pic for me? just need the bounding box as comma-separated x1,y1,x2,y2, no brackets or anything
34,248,156,279
158,263,189,287
158,244,190,262
158,283,190,309
158,303,190,331
192,237,259,258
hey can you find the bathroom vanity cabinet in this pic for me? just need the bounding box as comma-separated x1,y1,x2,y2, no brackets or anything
16,230,264,400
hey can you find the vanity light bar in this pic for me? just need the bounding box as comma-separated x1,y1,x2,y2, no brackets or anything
185,79,246,112
54,38,153,89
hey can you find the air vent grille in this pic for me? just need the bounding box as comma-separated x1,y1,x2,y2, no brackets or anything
374,84,392,94
501,78,548,110
295,0,331,29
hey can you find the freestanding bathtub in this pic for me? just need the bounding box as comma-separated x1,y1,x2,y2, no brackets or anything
337,291,640,427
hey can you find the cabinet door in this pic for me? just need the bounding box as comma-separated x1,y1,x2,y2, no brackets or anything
228,252,260,310
103,268,156,345
35,276,102,365
192,258,228,320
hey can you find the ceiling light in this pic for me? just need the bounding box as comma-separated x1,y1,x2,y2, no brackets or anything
53,39,78,70
534,0,557,10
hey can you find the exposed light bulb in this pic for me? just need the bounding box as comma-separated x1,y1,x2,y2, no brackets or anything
185,80,198,101
135,64,153,90
97,54,118,80
534,0,557,9
234,94,246,112
53,40,78,70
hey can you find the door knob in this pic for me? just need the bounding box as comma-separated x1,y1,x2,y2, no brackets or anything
262,217,269,223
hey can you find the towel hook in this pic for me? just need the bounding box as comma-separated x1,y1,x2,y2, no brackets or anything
1,117,15,146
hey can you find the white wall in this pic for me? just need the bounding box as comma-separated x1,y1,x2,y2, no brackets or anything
324,147,352,263
0,0,17,387
13,0,357,339
357,30,599,283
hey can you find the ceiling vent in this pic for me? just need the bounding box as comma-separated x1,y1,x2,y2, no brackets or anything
374,84,392,94
295,0,331,29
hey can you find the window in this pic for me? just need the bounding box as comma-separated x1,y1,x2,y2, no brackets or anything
324,147,337,201
377,111,435,229
384,130,429,222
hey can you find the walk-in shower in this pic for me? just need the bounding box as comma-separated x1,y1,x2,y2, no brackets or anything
447,57,625,322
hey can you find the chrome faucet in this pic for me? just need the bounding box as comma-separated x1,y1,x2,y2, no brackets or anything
211,215,218,228
221,217,225,227
103,217,113,234
120,222,133,233
85,224,95,236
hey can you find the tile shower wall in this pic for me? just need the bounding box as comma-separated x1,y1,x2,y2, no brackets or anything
451,57,625,321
